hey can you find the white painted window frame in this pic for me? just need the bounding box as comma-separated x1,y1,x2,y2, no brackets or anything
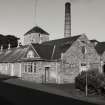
24,62,36,73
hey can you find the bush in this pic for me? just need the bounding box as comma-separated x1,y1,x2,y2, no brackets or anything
75,69,105,95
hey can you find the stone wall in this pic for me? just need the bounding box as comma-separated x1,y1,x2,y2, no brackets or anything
60,63,79,83
13,63,21,77
0,63,12,76
21,61,60,83
24,33,49,45
0,63,8,75
101,52,105,73
6,63,12,75
102,52,105,62
60,35,100,83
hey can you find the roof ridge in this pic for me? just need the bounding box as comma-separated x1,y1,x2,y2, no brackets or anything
42,35,81,44
24,26,49,35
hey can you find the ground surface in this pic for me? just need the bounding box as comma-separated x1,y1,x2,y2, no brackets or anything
46,84,105,105
0,74,104,105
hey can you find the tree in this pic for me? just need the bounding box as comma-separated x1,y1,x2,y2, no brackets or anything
75,69,105,95
0,34,19,49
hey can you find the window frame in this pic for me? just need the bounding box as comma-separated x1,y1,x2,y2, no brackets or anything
24,62,36,73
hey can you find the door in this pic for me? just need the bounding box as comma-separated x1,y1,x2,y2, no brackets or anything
45,67,50,83
103,64,105,74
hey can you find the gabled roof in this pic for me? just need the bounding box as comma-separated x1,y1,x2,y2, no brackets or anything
32,35,81,60
95,42,105,55
0,35,81,63
33,44,54,60
24,26,49,36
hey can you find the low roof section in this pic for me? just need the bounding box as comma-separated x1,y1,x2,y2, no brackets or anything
0,45,29,63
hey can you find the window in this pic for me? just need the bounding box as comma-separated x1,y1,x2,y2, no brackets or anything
28,62,32,72
33,62,36,72
24,62,36,73
81,46,87,54
24,63,27,72
27,51,34,58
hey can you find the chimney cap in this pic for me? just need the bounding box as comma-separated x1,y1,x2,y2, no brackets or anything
65,2,71,5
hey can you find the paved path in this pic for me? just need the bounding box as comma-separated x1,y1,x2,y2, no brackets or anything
0,82,97,105
0,78,99,105
5,78,105,105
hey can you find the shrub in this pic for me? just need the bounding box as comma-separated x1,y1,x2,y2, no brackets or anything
75,69,105,95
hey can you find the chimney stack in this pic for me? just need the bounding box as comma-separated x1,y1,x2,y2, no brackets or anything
64,2,71,37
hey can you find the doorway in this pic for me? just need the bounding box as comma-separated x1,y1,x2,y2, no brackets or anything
103,64,105,74
45,67,50,83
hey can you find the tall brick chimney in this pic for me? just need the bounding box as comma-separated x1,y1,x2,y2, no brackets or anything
64,2,71,37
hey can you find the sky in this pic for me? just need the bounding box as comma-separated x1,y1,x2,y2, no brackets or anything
0,0,105,44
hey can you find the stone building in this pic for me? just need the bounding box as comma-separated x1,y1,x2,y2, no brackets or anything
24,26,49,45
95,42,105,73
0,33,100,83
0,2,102,83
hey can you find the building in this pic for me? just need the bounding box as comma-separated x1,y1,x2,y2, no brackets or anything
0,33,100,83
94,42,105,73
24,26,49,45
0,2,102,83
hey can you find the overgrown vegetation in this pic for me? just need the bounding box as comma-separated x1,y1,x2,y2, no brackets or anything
75,69,105,95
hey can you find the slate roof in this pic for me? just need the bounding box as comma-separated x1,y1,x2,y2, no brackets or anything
95,42,105,55
90,40,105,55
90,39,99,43
24,26,49,36
32,35,81,60
0,45,29,63
0,35,81,63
